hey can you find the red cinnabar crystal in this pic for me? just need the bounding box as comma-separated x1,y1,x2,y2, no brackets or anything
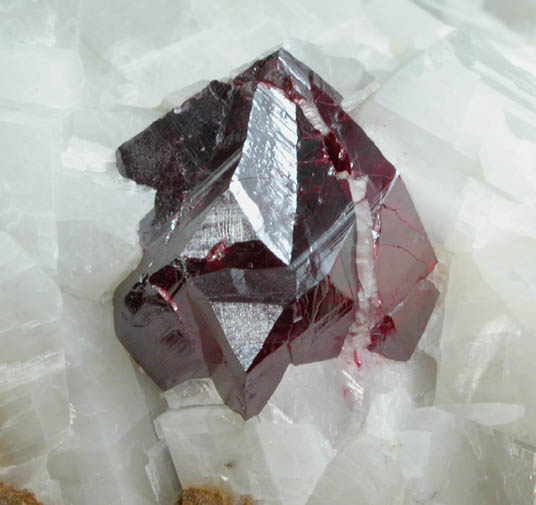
113,49,438,419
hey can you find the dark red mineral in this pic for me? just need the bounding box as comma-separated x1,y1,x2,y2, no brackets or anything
114,49,438,419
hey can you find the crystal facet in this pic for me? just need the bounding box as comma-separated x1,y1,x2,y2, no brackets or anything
114,49,438,419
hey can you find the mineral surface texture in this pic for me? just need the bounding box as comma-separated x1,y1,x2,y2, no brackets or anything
180,487,253,505
114,49,438,419
0,482,43,505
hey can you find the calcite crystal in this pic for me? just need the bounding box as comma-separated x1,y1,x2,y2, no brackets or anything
114,49,438,419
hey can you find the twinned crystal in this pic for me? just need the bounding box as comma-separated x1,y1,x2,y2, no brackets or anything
114,49,438,419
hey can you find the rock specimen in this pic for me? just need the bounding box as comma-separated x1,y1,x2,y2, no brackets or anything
180,487,253,505
114,49,438,419
0,482,43,505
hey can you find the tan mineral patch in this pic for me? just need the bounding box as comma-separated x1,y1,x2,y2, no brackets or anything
180,487,254,505
0,482,42,505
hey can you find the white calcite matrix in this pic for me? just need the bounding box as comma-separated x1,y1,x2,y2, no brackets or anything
1,1,535,504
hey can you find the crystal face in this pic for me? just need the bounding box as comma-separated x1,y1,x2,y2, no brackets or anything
113,49,438,419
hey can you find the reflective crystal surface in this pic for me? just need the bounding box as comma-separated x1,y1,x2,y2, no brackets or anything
5,0,536,502
114,49,438,419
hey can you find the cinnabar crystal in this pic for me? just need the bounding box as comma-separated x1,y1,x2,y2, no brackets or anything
113,49,438,419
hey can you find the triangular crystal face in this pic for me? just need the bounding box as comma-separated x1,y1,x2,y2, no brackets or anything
230,83,298,265
211,301,284,371
182,190,256,258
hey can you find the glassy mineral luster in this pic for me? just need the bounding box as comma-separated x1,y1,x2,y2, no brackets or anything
113,49,438,419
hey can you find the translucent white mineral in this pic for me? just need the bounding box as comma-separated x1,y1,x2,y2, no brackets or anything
0,110,61,273
2,0,536,504
156,406,335,505
0,234,68,503
0,48,85,109
54,164,154,301
47,296,178,505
